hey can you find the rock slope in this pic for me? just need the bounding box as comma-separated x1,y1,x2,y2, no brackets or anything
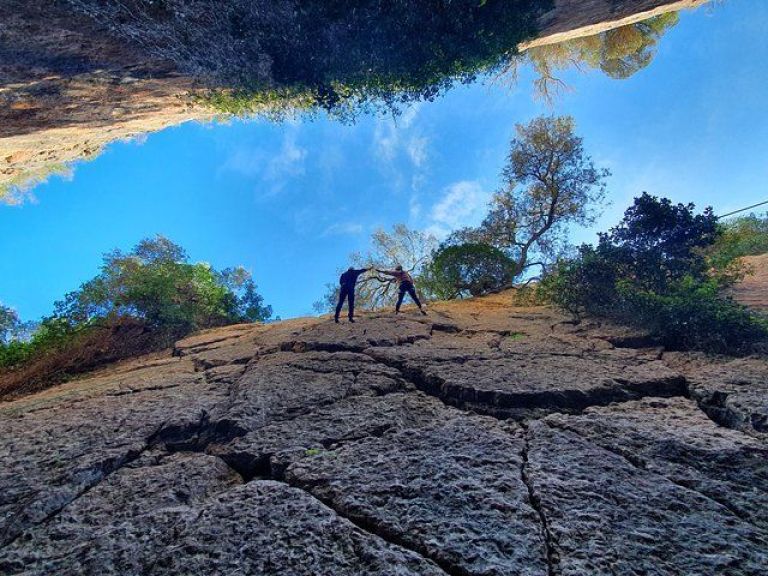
732,254,768,313
1,294,766,575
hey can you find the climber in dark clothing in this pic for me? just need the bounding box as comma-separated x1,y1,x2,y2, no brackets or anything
335,267,371,323
377,265,427,316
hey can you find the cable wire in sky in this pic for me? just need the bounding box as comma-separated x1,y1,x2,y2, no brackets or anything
717,199,768,219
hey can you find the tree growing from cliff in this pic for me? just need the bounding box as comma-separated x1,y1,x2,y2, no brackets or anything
543,194,768,354
446,115,608,286
499,13,680,104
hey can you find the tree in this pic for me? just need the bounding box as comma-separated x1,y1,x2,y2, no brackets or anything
315,224,438,312
424,243,515,299
500,13,680,104
549,193,722,314
709,212,768,269
449,115,608,284
544,194,767,354
602,192,720,292
55,235,272,336
0,305,21,345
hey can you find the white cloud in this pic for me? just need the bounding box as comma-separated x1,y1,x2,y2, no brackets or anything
322,222,364,237
426,180,491,238
372,106,430,171
265,133,307,182
397,103,422,129
219,147,265,178
373,120,399,163
219,130,308,198
409,194,422,220
407,136,429,168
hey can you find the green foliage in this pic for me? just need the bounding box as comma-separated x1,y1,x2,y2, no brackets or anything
545,194,768,355
0,317,77,370
55,235,272,337
709,212,768,269
194,0,548,116
614,277,768,354
0,304,39,368
425,243,514,299
1,236,272,372
0,340,31,369
446,115,607,284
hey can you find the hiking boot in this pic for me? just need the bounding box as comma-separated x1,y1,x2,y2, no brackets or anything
334,317,340,324
349,318,356,323
420,309,428,316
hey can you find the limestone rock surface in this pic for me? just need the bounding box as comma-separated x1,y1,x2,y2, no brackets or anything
1,293,766,575
666,353,768,438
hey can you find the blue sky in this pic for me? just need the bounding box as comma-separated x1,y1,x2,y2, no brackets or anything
2,0,767,321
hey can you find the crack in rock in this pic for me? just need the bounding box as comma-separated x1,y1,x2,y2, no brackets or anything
521,425,558,576
281,473,481,576
362,348,688,421
546,418,757,526
1,421,166,548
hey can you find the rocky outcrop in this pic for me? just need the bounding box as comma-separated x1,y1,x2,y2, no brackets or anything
520,0,710,50
2,0,710,200
664,353,768,438
0,1,214,202
1,292,766,575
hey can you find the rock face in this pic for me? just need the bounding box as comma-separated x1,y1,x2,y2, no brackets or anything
2,0,709,200
521,0,709,49
732,254,768,313
1,292,767,575
0,1,212,202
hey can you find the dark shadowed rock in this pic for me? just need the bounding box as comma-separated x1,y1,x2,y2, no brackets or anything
211,392,451,479
0,453,239,575
526,420,768,575
681,356,768,438
545,397,768,531
217,351,409,434
1,457,446,576
147,480,447,576
286,414,549,576
0,359,226,546
367,343,685,419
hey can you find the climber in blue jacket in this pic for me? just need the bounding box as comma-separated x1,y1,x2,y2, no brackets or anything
335,266,372,323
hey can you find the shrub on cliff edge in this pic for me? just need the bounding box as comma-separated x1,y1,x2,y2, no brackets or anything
543,194,768,355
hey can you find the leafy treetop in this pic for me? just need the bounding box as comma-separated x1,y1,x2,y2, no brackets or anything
54,235,272,336
448,115,608,281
